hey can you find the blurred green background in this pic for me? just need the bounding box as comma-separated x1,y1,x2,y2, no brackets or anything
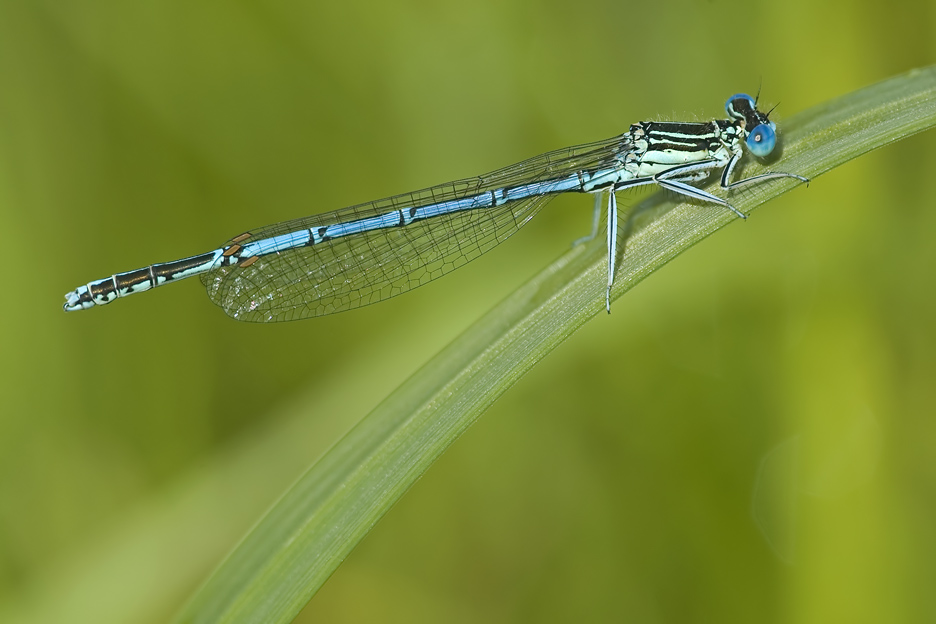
1,0,934,622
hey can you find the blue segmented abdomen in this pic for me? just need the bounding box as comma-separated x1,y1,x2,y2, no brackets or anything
64,133,631,322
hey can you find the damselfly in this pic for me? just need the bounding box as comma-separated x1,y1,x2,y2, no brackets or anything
63,93,808,323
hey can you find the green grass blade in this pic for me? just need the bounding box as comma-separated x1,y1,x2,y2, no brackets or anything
174,66,936,624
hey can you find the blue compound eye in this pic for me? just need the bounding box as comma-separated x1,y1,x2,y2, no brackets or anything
746,123,776,157
725,93,756,117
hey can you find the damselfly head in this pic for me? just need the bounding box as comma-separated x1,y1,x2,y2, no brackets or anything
725,93,777,158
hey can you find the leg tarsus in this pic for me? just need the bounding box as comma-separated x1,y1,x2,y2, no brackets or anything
726,202,747,220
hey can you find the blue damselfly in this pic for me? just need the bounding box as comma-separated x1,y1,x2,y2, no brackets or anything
63,93,808,322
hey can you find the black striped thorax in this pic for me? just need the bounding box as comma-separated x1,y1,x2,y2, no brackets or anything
624,119,742,177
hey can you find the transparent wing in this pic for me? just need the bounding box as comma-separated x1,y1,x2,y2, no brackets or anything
203,133,629,322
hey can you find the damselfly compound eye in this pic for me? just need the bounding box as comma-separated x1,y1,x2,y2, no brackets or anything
725,93,756,119
746,123,776,157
